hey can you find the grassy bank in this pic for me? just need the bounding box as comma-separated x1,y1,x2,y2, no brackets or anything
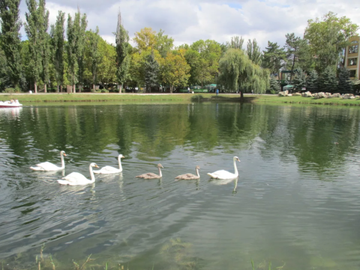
252,94,360,106
2,92,360,106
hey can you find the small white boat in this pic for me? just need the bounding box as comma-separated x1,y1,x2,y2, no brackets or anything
0,100,23,108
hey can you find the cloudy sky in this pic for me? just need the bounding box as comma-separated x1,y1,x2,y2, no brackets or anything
18,0,360,50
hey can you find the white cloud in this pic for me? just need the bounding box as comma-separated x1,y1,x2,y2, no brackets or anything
17,0,360,51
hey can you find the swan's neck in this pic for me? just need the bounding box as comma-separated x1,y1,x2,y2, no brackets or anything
158,167,162,177
118,156,122,171
233,159,239,177
60,153,65,169
196,168,200,178
89,165,96,183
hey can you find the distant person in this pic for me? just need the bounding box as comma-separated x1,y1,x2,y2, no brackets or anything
216,89,219,96
188,87,190,93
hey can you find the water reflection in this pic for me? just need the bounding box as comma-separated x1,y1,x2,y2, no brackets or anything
1,104,360,269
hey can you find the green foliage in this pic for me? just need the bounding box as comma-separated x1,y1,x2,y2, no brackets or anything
185,39,222,86
285,33,312,79
50,11,65,92
269,76,280,93
247,38,262,65
218,48,269,93
292,68,307,91
226,36,244,50
160,49,190,93
0,0,24,90
115,11,131,92
25,0,49,92
144,52,159,92
304,11,359,73
306,70,319,92
319,66,337,93
262,41,286,75
66,11,87,92
154,29,174,58
84,28,101,92
337,67,353,94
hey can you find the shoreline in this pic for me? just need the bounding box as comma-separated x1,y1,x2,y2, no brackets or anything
1,93,360,106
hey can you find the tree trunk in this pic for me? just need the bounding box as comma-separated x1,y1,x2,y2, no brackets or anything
78,84,82,93
92,84,95,93
34,82,37,94
170,85,173,93
73,84,75,93
57,84,59,93
60,85,63,93
44,84,47,93
119,84,122,94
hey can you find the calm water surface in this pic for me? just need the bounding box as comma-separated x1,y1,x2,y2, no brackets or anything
1,103,360,269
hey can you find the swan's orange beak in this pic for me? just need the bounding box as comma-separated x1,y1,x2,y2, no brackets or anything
63,153,67,156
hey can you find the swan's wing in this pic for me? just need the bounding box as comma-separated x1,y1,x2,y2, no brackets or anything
62,172,88,183
207,170,237,179
93,166,121,174
175,173,197,179
136,172,160,179
30,162,60,171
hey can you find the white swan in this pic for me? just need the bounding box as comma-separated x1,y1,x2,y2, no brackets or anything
175,165,200,180
93,154,124,174
136,163,164,179
207,156,240,179
30,150,67,171
57,163,99,186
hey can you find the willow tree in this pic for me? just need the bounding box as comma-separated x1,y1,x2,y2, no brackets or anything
218,48,269,95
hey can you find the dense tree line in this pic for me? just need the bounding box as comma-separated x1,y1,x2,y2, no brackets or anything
0,1,358,94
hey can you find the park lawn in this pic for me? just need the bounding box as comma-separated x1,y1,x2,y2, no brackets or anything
1,92,360,106
253,95,360,106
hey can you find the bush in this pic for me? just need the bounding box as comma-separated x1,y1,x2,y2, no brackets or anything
3,87,21,93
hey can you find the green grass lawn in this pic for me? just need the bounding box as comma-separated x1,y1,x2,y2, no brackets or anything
1,92,360,106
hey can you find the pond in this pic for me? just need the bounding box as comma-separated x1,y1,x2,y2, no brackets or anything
1,103,360,269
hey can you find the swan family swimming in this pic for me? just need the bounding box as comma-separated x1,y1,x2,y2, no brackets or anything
30,151,241,186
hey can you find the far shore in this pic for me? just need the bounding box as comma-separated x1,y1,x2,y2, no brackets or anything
1,92,360,106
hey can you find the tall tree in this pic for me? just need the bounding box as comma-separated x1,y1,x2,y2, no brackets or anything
292,68,307,92
160,49,190,93
50,11,65,92
185,39,222,86
144,52,159,92
66,13,78,92
86,28,100,92
39,0,50,93
133,27,157,53
154,29,173,58
306,70,319,93
337,67,353,94
319,66,337,93
25,0,41,93
262,41,286,76
285,33,306,81
246,39,262,65
66,11,87,93
226,36,244,50
115,11,131,93
0,0,24,90
75,10,87,93
304,12,359,73
218,48,269,95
